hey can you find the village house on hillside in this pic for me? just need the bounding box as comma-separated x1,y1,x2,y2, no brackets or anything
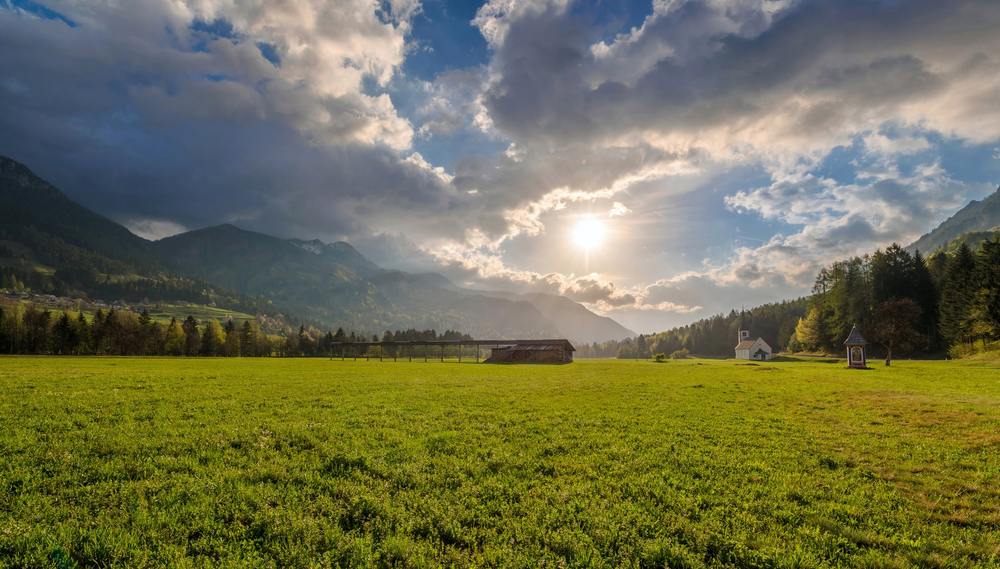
734,330,773,361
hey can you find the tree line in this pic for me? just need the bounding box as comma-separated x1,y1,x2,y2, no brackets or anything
577,238,999,361
794,240,999,359
575,298,809,359
0,302,471,357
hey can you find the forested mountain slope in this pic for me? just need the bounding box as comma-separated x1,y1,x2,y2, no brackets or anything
908,187,1000,254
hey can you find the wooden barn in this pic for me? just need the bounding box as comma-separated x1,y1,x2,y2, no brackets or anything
484,340,575,364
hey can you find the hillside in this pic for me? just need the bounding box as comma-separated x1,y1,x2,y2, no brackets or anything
0,156,254,308
152,224,581,339
1,156,633,341
907,186,1000,253
928,229,1000,256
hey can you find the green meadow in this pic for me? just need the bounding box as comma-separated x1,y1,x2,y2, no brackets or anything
0,357,997,568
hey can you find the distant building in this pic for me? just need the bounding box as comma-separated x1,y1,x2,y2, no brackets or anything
485,340,575,364
734,329,773,361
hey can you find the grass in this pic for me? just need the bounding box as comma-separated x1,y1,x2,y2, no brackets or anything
0,357,997,568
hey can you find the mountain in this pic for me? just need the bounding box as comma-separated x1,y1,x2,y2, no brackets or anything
479,290,635,344
929,229,1000,256
0,156,248,307
907,187,1000,254
152,224,565,339
1,155,633,341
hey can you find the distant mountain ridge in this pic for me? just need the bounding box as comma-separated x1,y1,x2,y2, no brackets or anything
0,155,634,343
907,187,1000,254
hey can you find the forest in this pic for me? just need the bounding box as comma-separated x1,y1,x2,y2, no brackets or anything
578,238,1000,360
0,301,471,358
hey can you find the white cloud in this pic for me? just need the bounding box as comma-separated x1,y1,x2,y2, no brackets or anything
608,202,631,218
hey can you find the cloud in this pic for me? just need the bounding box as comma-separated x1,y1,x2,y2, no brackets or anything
125,218,189,241
415,67,490,137
475,0,1000,165
608,202,630,218
0,0,447,240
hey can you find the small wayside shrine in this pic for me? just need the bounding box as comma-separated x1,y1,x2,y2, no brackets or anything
844,324,868,369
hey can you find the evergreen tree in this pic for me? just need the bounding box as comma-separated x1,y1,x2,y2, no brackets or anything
939,243,977,346
91,308,107,354
972,239,1000,341
926,252,949,285
137,309,153,355
870,244,913,305
182,316,201,356
201,320,225,356
239,320,256,357
297,325,312,356
22,305,51,354
52,312,77,354
148,321,166,355
319,331,335,356
0,306,6,353
223,319,239,356
909,250,940,348
76,312,92,354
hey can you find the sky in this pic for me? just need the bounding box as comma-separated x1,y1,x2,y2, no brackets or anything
2,0,1000,333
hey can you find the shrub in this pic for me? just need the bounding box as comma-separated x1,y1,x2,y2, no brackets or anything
653,353,666,363
670,348,690,359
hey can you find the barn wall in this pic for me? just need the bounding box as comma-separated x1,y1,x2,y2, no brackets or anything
485,348,572,364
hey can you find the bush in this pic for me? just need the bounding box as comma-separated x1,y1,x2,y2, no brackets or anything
653,353,666,363
669,348,690,359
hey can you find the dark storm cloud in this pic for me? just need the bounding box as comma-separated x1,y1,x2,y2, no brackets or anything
479,0,1000,150
0,1,464,243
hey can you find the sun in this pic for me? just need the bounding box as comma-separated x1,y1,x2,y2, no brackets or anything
571,218,606,251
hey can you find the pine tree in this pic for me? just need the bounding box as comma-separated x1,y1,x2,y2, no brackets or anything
939,243,977,347
182,316,201,356
91,308,106,354
0,306,7,354
909,250,940,348
971,238,1000,341
75,312,91,354
297,325,312,356
201,320,225,356
53,312,77,355
137,309,153,355
239,320,256,357
148,321,166,355
223,319,239,356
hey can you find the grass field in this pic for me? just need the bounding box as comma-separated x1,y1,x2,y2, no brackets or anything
0,357,997,568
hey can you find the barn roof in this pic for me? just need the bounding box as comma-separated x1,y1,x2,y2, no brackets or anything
493,343,570,351
843,324,867,345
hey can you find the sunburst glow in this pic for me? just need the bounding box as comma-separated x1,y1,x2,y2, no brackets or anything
572,218,606,251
